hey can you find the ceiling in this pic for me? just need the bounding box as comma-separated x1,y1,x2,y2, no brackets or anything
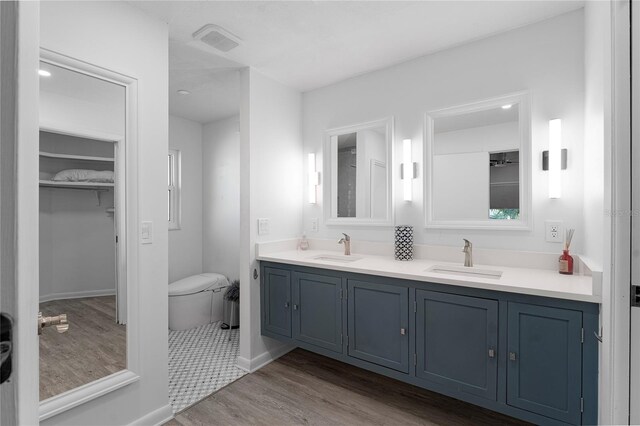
130,1,583,124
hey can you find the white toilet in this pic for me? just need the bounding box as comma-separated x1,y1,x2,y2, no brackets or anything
168,273,229,331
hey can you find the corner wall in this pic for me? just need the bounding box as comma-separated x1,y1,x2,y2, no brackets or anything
239,69,302,369
202,115,241,281
169,115,203,283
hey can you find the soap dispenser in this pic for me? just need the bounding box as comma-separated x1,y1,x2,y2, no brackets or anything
298,233,310,251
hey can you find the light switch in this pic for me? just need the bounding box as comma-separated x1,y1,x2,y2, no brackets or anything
258,218,270,235
141,221,153,244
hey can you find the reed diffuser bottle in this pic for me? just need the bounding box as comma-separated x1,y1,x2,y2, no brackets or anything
559,229,575,275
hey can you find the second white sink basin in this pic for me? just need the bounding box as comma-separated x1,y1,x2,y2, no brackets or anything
426,265,503,279
312,254,362,263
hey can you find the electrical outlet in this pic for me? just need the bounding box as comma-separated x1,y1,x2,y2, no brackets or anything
545,221,564,243
310,218,319,232
258,218,270,235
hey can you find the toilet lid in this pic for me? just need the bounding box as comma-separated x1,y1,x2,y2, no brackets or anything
168,273,229,296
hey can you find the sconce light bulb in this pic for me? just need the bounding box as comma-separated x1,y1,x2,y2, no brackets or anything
548,119,562,199
402,139,412,202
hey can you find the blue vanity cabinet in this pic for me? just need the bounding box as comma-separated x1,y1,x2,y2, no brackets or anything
507,302,583,425
347,279,410,373
260,262,599,425
261,266,292,338
415,290,499,401
292,272,343,353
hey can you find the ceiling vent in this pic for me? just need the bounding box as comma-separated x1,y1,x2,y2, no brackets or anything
193,24,241,53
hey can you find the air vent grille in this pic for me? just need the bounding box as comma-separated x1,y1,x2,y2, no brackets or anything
193,24,241,53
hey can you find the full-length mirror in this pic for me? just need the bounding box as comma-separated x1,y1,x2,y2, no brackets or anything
426,93,530,229
325,117,393,226
38,60,127,401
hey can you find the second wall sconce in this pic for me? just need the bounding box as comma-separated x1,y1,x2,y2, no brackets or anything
544,119,567,199
401,139,417,202
308,153,320,204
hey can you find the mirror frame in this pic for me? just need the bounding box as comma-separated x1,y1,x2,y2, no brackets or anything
38,49,140,421
324,117,395,227
424,91,531,230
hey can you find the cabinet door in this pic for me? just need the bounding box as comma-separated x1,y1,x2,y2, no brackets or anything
293,272,343,353
416,290,498,400
507,302,582,424
347,280,409,373
262,267,292,337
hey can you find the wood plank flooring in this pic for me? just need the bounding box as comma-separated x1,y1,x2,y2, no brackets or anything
167,349,529,426
39,296,126,401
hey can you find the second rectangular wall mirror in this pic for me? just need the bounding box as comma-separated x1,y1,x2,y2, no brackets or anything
425,92,531,230
324,117,394,226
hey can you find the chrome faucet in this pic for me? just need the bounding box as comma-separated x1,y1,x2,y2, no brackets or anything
462,239,473,267
338,233,351,256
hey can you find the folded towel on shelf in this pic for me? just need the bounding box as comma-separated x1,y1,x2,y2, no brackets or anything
52,169,114,183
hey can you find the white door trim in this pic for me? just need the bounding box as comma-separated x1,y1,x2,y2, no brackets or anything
36,49,141,421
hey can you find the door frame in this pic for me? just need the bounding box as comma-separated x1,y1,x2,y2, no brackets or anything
35,49,142,421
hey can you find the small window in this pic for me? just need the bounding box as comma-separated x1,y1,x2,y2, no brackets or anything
168,149,181,230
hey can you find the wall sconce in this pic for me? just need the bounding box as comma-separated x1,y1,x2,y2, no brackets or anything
308,153,320,204
401,139,417,202
544,119,567,199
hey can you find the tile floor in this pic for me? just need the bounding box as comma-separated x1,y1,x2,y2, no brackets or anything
168,321,246,413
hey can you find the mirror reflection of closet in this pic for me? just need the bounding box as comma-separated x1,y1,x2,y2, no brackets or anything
38,61,127,401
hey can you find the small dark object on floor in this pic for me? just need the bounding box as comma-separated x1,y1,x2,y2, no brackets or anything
221,280,240,330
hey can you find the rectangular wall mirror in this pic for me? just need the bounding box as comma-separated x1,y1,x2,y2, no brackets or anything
425,92,531,230
324,117,394,226
38,58,129,407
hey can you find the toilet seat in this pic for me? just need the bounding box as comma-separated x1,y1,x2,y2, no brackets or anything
168,273,228,296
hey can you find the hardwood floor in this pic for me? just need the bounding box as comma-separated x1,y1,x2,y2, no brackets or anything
39,296,126,401
167,349,529,426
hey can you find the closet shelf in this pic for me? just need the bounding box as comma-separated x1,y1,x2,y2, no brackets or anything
39,180,114,189
39,151,114,162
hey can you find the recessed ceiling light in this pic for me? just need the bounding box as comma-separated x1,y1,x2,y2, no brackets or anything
177,90,191,95
501,104,512,109
39,69,51,77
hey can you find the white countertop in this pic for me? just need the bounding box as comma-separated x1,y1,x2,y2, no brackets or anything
257,248,600,304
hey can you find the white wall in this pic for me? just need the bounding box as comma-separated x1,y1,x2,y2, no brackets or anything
202,115,240,281
40,2,171,425
39,188,116,302
583,4,608,268
169,115,203,283
303,10,585,253
239,69,302,370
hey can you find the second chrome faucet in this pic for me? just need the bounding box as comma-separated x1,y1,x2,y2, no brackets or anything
338,233,351,255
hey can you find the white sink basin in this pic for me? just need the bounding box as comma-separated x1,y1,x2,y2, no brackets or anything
426,265,503,279
311,254,363,263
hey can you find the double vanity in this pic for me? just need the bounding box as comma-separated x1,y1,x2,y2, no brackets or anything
258,240,600,425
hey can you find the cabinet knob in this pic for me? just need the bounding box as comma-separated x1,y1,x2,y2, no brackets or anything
509,351,517,361
400,328,406,335
284,302,290,308
488,348,495,358
293,304,298,310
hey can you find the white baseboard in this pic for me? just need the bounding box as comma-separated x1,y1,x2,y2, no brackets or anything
39,289,116,303
237,343,294,373
127,404,173,426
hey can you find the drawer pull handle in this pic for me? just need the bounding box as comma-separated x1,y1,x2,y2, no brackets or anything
488,348,495,358
509,352,517,361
